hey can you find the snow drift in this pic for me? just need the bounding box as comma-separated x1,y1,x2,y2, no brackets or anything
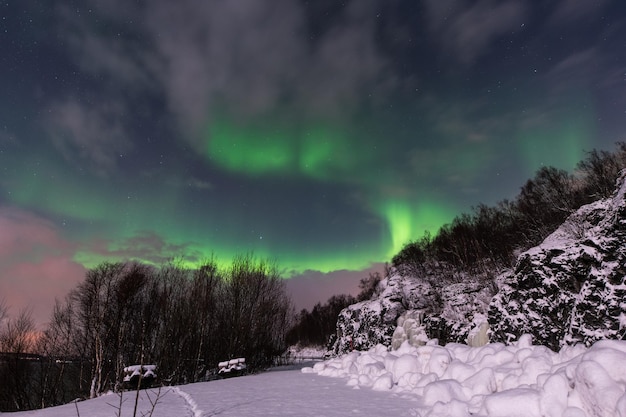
305,336,626,417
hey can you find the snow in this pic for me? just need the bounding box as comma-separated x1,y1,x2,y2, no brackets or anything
3,338,626,416
218,357,247,376
2,368,418,417
122,365,157,382
305,337,626,417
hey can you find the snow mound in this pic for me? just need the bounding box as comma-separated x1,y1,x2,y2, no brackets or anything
304,337,626,417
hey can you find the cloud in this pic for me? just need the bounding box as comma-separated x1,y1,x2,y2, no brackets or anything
47,99,132,176
294,0,397,116
184,177,214,191
161,176,214,191
0,129,17,146
423,0,527,65
549,0,610,25
84,231,202,266
56,0,398,148
56,2,155,89
144,0,306,128
401,94,513,191
0,207,72,261
0,207,85,327
543,48,599,93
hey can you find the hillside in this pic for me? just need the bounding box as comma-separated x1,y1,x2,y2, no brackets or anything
331,171,626,354
490,169,626,350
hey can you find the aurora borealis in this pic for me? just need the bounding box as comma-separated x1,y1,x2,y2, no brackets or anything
2,0,626,325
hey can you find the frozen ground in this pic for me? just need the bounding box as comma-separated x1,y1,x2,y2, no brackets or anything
3,337,626,417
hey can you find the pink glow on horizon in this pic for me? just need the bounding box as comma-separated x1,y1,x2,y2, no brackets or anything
284,264,385,312
0,206,385,328
0,207,85,328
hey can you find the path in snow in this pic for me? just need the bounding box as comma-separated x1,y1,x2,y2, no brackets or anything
3,369,418,417
169,386,203,417
177,370,419,416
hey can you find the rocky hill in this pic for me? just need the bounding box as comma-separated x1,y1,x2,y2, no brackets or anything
331,172,626,354
330,270,495,355
489,171,626,350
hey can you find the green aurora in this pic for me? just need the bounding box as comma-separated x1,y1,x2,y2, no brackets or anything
2,101,597,277
4,0,626,329
205,116,367,182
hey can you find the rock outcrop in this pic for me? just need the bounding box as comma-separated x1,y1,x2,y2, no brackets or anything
489,172,626,350
332,172,626,354
330,276,435,354
330,272,494,355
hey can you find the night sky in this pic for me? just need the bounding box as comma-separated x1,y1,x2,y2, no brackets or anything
2,0,626,326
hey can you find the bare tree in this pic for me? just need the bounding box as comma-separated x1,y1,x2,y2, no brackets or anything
577,144,626,199
69,262,128,398
0,299,7,325
220,255,293,369
190,259,221,381
35,298,83,408
151,260,195,385
0,308,36,411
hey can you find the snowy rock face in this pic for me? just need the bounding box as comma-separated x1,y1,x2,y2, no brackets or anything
333,172,626,355
435,281,494,345
490,172,626,350
331,271,494,355
331,276,436,354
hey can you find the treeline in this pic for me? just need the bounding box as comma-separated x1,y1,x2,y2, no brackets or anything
392,143,626,277
0,255,293,411
0,305,40,412
286,272,383,347
287,294,356,347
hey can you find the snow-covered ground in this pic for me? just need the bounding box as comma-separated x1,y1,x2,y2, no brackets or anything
2,367,417,416
3,337,626,417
